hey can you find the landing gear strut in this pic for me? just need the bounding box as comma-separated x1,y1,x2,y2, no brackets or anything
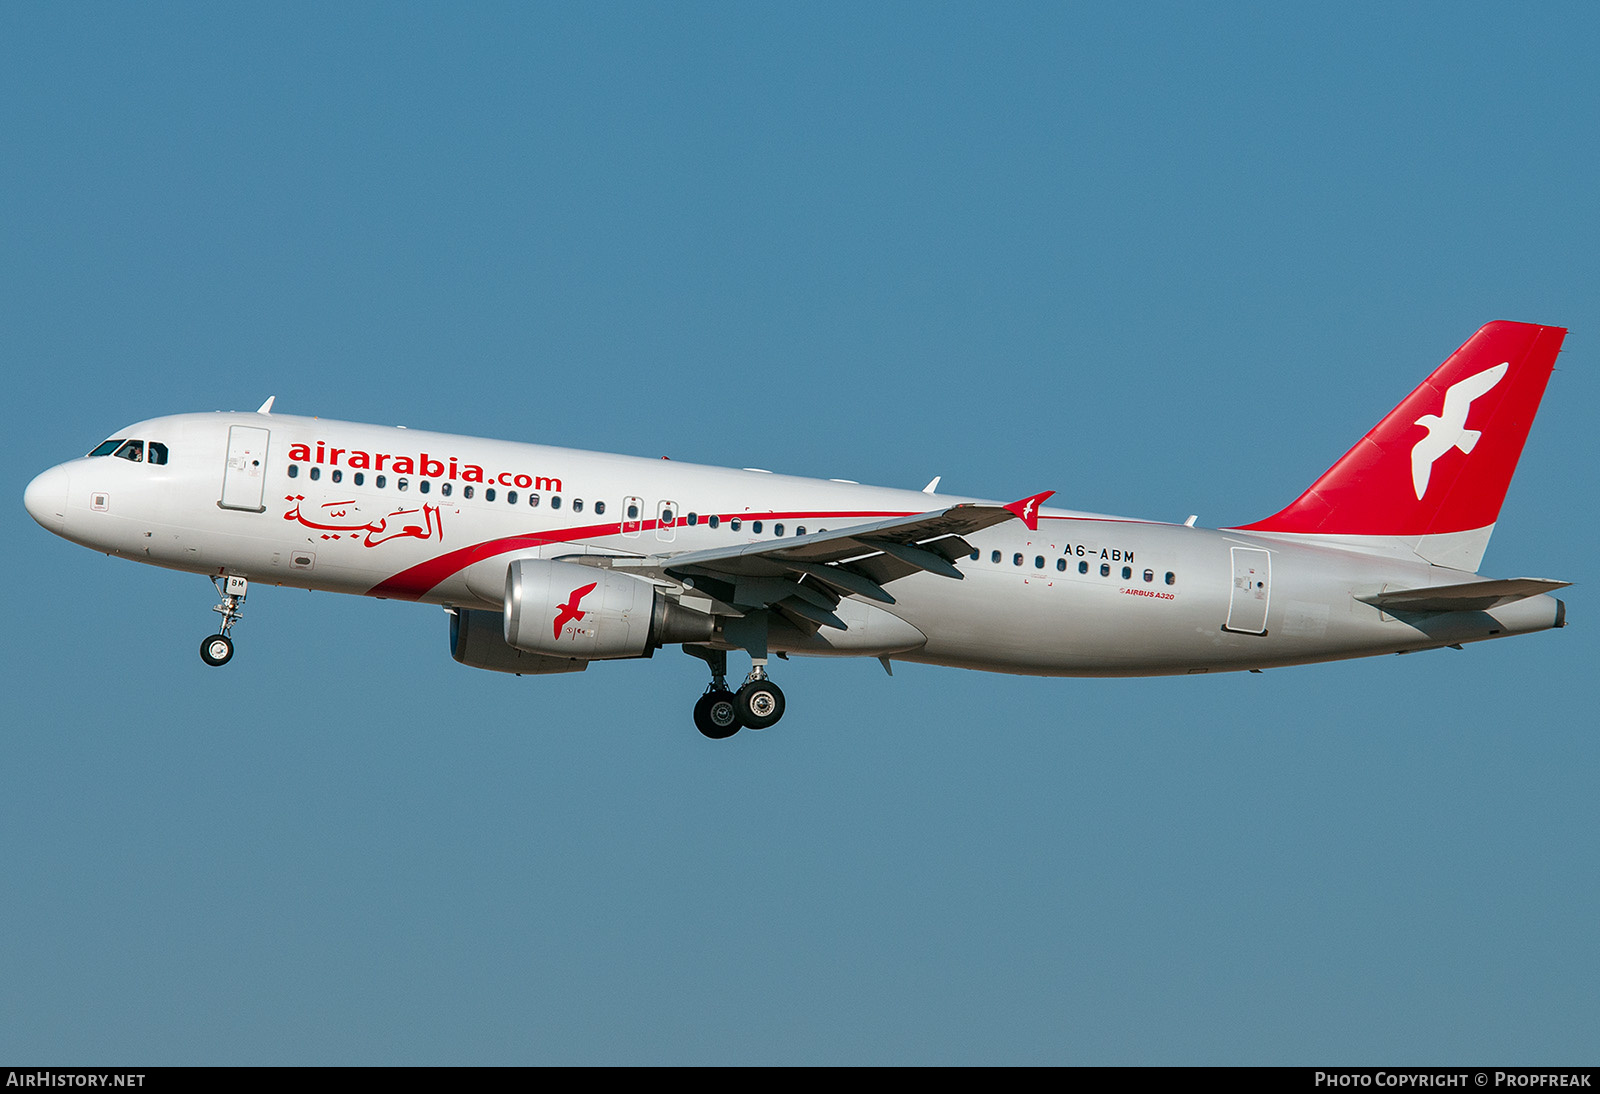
685,646,787,738
201,575,248,667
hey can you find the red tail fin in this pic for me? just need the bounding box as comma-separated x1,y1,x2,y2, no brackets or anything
1239,321,1564,543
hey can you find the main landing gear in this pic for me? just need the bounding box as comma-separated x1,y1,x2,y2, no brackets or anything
200,575,248,667
693,686,741,740
686,647,786,739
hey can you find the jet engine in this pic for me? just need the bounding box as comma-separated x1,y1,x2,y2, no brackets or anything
504,558,714,660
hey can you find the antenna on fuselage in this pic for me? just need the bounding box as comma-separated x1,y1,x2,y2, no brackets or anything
256,396,276,415
922,476,941,494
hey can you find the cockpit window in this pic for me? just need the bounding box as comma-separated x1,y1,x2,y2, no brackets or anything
113,440,144,462
88,439,123,457
147,442,168,465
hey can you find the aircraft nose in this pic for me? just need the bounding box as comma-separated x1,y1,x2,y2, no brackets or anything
24,464,69,533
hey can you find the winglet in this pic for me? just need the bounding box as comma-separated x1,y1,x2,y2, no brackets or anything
1003,490,1054,531
256,396,276,415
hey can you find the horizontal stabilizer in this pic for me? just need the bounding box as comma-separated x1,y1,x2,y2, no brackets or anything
1358,577,1569,613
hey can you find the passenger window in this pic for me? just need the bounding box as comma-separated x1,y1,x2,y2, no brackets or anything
1121,566,1131,580
573,498,583,513
1144,569,1154,583
752,521,763,534
991,550,1001,563
309,466,321,481
730,518,741,532
1079,561,1088,574
970,550,980,561
418,479,428,493
594,501,605,516
1034,556,1044,569
687,512,699,526
1100,563,1110,577
376,475,387,489
463,485,473,499
332,469,343,483
397,477,408,491
485,487,496,502
627,502,640,519
1013,553,1023,566
1056,558,1066,572
354,472,365,487
114,440,144,462
440,482,450,496
796,526,806,536
529,493,539,507
288,465,299,479
88,439,123,458
774,523,785,536
708,515,720,529
507,490,517,504
551,495,561,509
147,442,168,465
1165,572,1176,586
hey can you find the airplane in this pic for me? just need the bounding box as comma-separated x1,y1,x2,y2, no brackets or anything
23,320,1570,739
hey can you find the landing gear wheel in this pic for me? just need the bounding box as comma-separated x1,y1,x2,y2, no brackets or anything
736,679,785,730
693,689,742,740
200,634,234,667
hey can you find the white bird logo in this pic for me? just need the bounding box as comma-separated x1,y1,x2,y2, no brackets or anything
1410,362,1508,500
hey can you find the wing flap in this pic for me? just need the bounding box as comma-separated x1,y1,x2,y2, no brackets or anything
785,560,896,604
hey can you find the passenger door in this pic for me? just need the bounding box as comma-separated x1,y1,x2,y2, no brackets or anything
219,426,270,512
1223,546,1271,635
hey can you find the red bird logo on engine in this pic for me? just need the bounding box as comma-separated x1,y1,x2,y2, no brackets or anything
553,582,599,639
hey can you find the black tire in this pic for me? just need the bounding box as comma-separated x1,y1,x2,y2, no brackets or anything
694,689,741,740
200,634,234,667
736,679,785,730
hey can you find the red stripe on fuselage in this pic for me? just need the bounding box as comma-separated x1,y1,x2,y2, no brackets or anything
365,509,912,600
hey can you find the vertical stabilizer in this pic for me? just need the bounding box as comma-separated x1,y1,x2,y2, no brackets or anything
1235,321,1564,571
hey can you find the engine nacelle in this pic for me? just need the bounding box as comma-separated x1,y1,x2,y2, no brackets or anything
504,559,713,660
449,607,589,675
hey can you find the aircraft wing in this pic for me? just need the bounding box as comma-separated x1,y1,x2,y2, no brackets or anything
570,491,1052,631
1357,577,1570,613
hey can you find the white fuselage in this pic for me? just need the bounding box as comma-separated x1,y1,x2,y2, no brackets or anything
25,410,1563,677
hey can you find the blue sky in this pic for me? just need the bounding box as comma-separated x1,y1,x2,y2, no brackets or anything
4,3,1595,1064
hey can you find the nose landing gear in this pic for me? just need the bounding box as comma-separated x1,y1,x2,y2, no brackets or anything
200,575,248,667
